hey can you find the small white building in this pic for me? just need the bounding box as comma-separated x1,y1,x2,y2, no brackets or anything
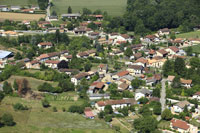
135,88,152,101
192,92,200,101
71,72,89,85
38,42,53,49
173,101,190,113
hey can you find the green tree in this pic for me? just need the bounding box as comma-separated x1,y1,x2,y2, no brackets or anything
68,6,72,13
153,104,161,115
172,76,181,88
186,47,193,56
104,105,113,114
124,47,133,57
161,109,173,121
131,78,143,89
174,57,186,77
0,92,5,102
162,60,174,77
87,22,98,30
42,99,50,108
170,32,176,40
14,52,22,60
84,61,92,72
1,113,15,126
13,79,18,91
3,81,13,94
138,97,149,104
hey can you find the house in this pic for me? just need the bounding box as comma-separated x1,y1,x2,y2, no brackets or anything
25,60,40,69
60,55,72,62
188,38,200,45
170,119,198,133
180,78,192,88
95,98,136,111
74,26,92,35
167,75,175,85
0,5,10,12
61,13,81,19
37,52,60,62
131,53,142,60
88,81,105,94
113,34,132,45
59,68,79,75
166,46,179,55
158,28,170,36
89,15,103,20
0,50,14,62
48,16,58,21
21,9,34,13
38,21,51,28
44,60,60,69
119,75,134,85
192,92,200,101
118,83,129,91
146,76,157,86
148,58,166,68
156,49,168,57
88,32,100,40
38,42,53,49
142,35,159,44
22,20,30,25
173,100,190,113
149,49,156,59
98,64,108,77
0,61,7,68
89,93,110,100
71,72,89,85
2,31,18,37
127,65,143,75
84,107,95,119
11,6,21,11
134,57,148,67
135,88,152,100
112,70,129,80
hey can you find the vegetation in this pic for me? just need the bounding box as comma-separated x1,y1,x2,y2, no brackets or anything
13,103,28,111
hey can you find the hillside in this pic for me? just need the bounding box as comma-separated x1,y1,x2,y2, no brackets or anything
0,0,38,6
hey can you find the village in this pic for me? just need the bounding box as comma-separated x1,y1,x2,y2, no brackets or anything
0,0,200,133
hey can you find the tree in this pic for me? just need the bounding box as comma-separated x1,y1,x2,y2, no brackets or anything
82,8,92,15
42,99,50,108
51,10,57,16
0,92,4,102
87,22,98,30
134,19,148,36
104,115,112,122
3,81,13,94
84,61,92,72
131,78,143,89
1,113,15,126
104,105,113,114
17,79,30,96
14,52,22,60
68,6,72,13
124,47,133,57
134,116,158,132
152,87,160,98
172,76,181,88
162,60,174,77
57,60,68,69
186,47,193,56
174,57,186,77
138,97,149,104
13,79,18,91
153,104,161,115
170,32,176,40
161,109,173,121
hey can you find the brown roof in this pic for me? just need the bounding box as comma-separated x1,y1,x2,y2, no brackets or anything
167,75,175,82
154,74,162,81
121,34,129,39
133,53,142,59
180,78,192,84
169,46,179,53
74,72,88,80
91,81,104,89
37,54,49,60
145,35,157,39
39,42,52,46
30,60,39,65
117,70,129,77
45,60,60,64
64,55,72,59
149,49,155,55
78,51,88,57
135,57,148,64
171,119,190,130
157,49,168,55
128,65,143,70
97,99,135,107
160,28,170,32
119,83,129,90
194,91,200,96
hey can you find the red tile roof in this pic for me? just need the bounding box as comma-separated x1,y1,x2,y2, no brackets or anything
171,119,190,130
180,78,192,84
39,42,52,46
45,60,60,64
169,46,179,53
157,49,168,55
117,70,129,77
91,81,104,89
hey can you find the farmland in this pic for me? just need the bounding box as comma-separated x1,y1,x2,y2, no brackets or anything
176,31,200,39
51,0,127,16
0,0,37,6
0,12,45,21
0,95,114,133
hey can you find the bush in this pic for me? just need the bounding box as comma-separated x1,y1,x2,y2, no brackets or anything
52,106,57,112
104,115,113,122
68,105,84,114
13,103,28,111
42,99,50,108
0,113,15,126
62,107,66,112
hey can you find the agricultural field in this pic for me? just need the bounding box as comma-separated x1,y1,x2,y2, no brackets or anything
0,0,37,6
51,0,127,16
5,75,58,91
176,31,200,39
0,96,114,133
0,12,45,21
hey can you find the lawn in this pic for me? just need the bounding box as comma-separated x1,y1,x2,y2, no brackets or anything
51,0,127,16
0,12,45,21
176,31,200,39
0,96,114,133
0,0,37,6
5,75,58,91
184,44,200,54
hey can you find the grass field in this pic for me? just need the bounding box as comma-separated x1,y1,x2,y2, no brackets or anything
0,96,114,133
51,0,127,16
5,75,58,91
176,31,200,39
0,0,37,6
0,12,45,21
185,44,200,54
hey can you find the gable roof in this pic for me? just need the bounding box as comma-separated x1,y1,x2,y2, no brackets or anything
45,60,60,64
167,75,175,82
39,42,52,46
135,57,148,64
194,91,200,96
171,119,190,130
180,78,192,84
169,46,179,53
157,49,168,55
97,99,135,106
135,88,152,95
117,70,129,77
74,72,89,80
0,50,13,59
91,81,104,89
119,83,129,90
128,65,143,70
175,100,190,108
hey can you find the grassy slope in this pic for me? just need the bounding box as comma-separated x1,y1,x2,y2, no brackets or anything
5,75,58,91
0,0,37,6
185,44,200,54
176,31,200,39
51,0,127,16
0,96,114,133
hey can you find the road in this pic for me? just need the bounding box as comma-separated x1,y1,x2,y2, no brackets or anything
157,79,166,121
45,0,52,21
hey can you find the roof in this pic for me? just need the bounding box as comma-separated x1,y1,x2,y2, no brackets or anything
61,13,81,17
167,75,175,82
145,35,157,39
154,74,162,81
135,57,148,64
117,70,129,77
0,50,13,59
180,78,192,84
89,93,110,97
84,107,94,118
29,60,39,65
133,53,142,59
59,68,78,73
45,60,60,64
157,49,168,55
160,28,170,32
37,53,49,60
135,88,152,95
74,72,88,80
121,34,129,39
119,83,129,90
39,42,52,46
169,46,179,53
149,49,155,55
194,91,200,96
128,65,143,70
171,119,190,130
91,81,104,89
97,99,135,107
175,100,190,108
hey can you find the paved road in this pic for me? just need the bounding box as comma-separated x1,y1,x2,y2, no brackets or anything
157,79,166,121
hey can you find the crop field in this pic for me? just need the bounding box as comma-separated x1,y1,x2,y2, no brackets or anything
51,0,127,16
0,95,114,133
0,0,37,6
0,12,45,21
176,31,200,39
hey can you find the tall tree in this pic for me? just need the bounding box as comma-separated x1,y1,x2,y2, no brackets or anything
174,57,186,77
3,81,12,94
68,6,72,13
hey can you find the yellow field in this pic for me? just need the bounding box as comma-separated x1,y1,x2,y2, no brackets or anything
0,12,45,21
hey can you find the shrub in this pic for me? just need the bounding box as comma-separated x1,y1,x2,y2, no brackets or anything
62,107,66,112
13,103,28,111
42,99,50,108
0,113,15,126
52,106,57,112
